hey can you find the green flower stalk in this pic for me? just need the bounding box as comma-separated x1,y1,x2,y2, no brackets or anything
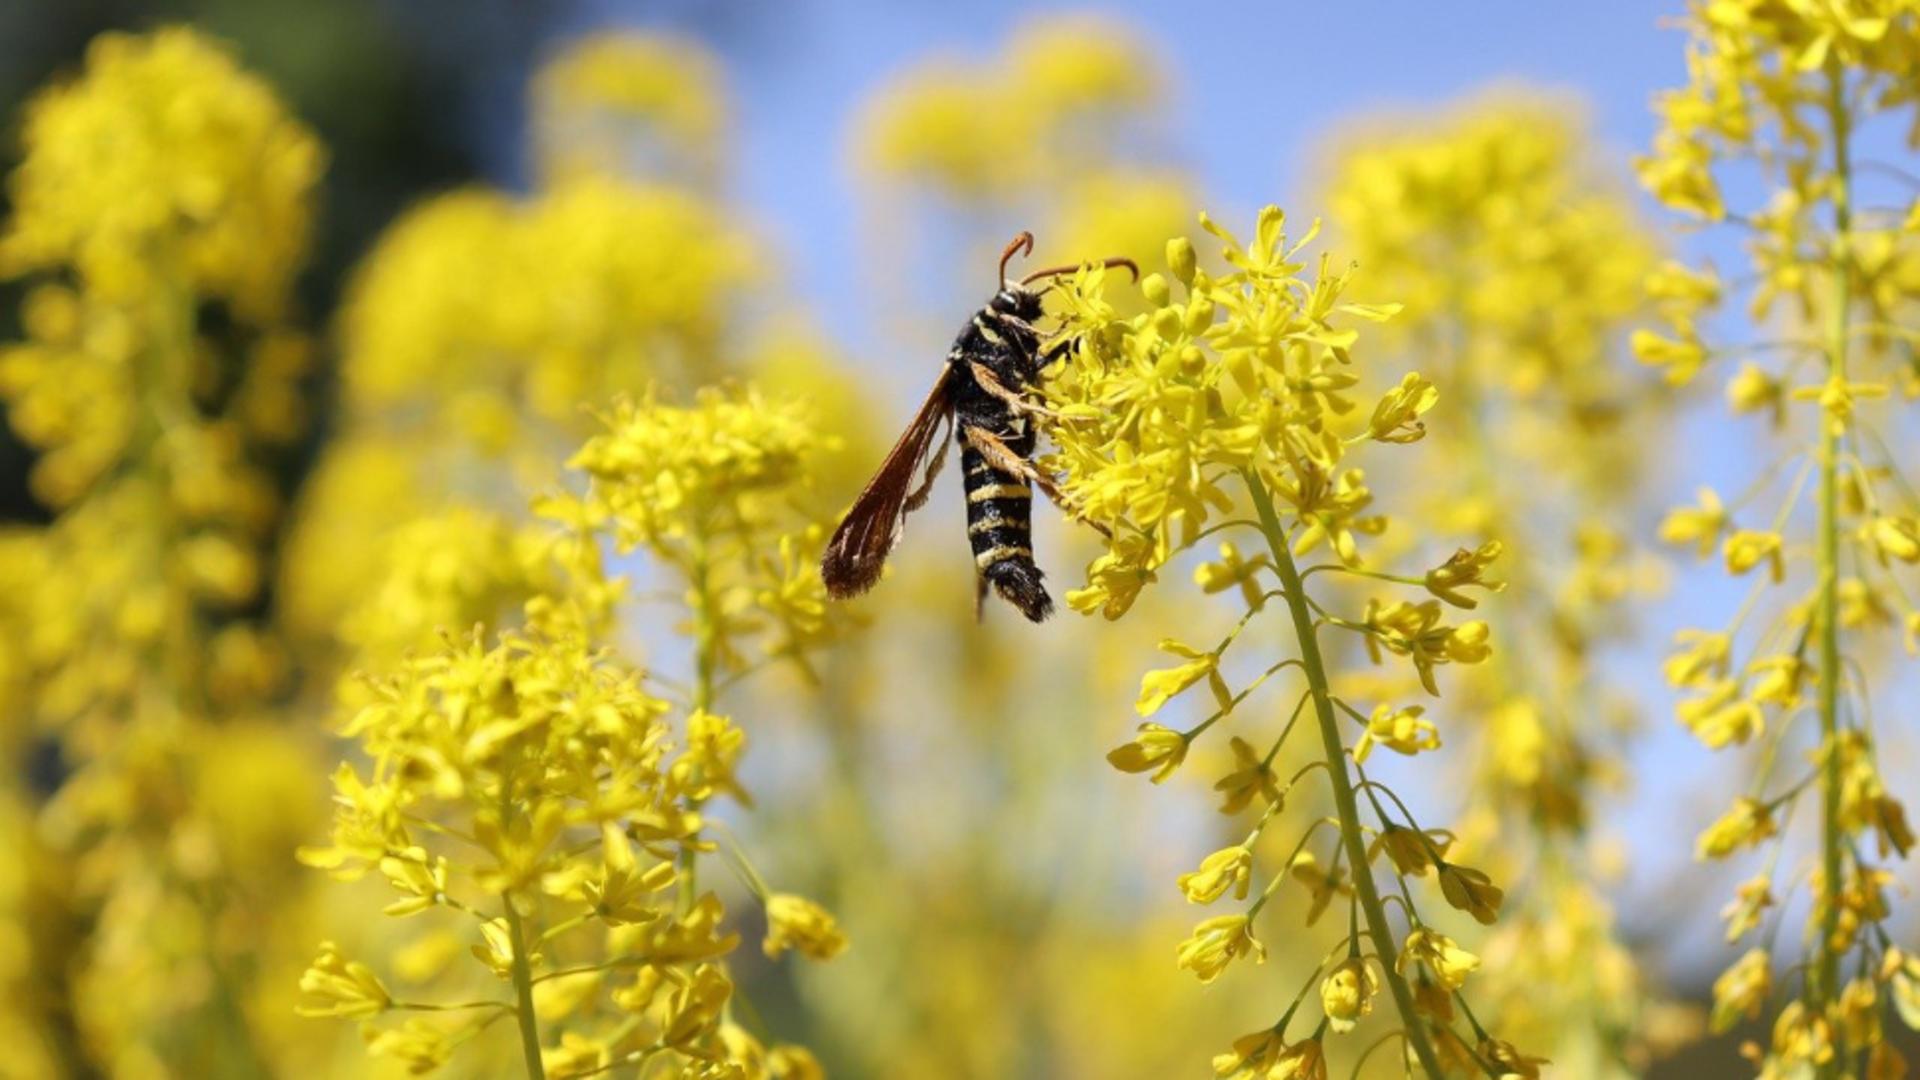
1046,209,1532,1078
1637,3,1920,1075
299,387,843,1078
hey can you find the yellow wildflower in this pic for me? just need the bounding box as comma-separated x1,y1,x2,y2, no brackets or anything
763,894,848,962
1175,914,1265,984
1106,723,1189,783
1320,956,1380,1034
1178,846,1254,904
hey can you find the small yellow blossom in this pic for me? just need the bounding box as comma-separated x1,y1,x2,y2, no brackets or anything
1720,875,1774,942
296,942,392,1019
1106,722,1188,783
1213,736,1281,814
763,894,848,961
1353,703,1440,763
1697,797,1777,860
1423,541,1505,609
1178,846,1254,904
1175,914,1265,984
1723,529,1785,582
1369,824,1450,877
1290,852,1351,927
1136,639,1230,717
1712,948,1772,1033
1436,862,1504,925
1367,372,1439,443
1398,928,1479,991
1319,956,1380,1033
1659,488,1728,556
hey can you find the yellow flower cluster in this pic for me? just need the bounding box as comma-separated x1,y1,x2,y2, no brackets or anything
302,388,843,1078
1050,210,1526,1076
1322,93,1654,401
339,180,756,448
0,28,331,1075
281,31,771,653
857,14,1154,198
0,28,323,321
853,15,1190,290
1320,95,1678,1071
1640,2,1920,1074
530,31,725,186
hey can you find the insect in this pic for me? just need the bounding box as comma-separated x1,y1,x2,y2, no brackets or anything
820,232,1136,622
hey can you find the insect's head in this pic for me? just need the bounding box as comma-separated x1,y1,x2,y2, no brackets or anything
994,229,1139,317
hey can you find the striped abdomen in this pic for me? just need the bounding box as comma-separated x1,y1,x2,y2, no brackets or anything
961,431,1052,622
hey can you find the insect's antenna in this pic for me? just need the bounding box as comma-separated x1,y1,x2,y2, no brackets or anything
1020,256,1141,287
998,231,1035,286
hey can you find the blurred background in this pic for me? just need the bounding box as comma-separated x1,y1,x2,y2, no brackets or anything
0,1,1915,1077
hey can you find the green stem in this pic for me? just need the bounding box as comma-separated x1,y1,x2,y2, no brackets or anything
502,898,548,1080
678,533,718,914
1811,62,1852,1058
1243,468,1443,1079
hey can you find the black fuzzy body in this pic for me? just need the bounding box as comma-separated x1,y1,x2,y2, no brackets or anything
949,285,1052,622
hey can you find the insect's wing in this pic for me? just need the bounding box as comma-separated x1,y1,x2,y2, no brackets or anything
820,368,955,598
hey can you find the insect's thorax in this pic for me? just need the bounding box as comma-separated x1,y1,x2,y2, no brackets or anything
948,289,1044,421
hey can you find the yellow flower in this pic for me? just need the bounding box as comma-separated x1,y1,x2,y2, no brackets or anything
660,964,733,1049
530,31,724,185
1883,948,1920,1031
1178,846,1254,904
1723,529,1785,582
1194,541,1272,612
762,893,848,961
1353,703,1440,763
1212,736,1281,814
362,1019,454,1074
1136,639,1229,717
1289,852,1351,927
295,942,392,1019
1720,875,1774,942
1435,862,1504,925
1664,629,1732,688
1398,928,1480,991
1106,722,1188,783
1423,541,1504,609
1727,362,1785,424
1367,372,1438,443
1175,914,1265,984
1369,824,1450,877
1659,487,1728,556
1866,515,1920,564
1677,678,1765,748
1696,796,1776,860
1631,324,1710,384
1479,1038,1548,1079
1211,1028,1288,1079
0,28,323,317
1745,654,1804,707
1319,956,1380,1033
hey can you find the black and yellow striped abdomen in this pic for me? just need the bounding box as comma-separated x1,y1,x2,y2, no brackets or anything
959,426,1052,621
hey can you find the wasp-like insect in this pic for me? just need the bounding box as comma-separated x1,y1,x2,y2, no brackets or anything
820,232,1137,622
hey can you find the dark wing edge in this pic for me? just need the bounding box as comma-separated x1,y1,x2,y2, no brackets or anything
819,369,954,599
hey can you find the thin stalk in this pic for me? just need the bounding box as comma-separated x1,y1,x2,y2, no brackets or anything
502,899,548,1080
678,532,719,913
1811,62,1852,1045
1244,468,1443,1079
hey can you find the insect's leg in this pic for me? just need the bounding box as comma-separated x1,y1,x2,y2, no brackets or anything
961,424,1112,539
1038,335,1076,366
968,361,1060,419
974,572,989,621
904,412,953,513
